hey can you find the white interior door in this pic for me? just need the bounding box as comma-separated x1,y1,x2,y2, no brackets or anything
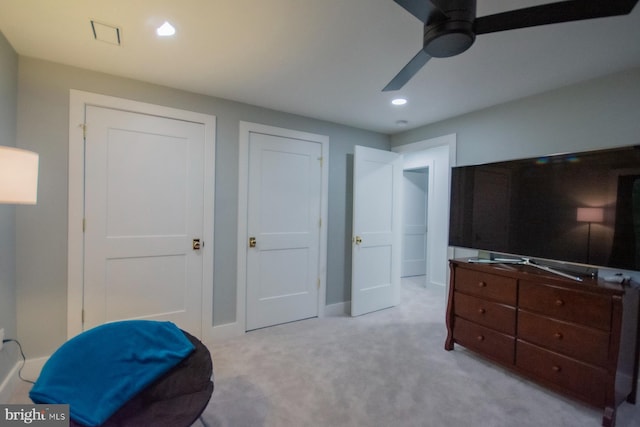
246,132,322,330
402,169,428,277
351,145,402,316
83,105,205,335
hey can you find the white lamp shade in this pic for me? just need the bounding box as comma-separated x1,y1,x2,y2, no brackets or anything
576,207,604,223
0,146,39,204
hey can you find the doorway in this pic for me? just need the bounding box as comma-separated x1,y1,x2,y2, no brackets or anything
402,167,429,277
393,134,456,288
237,122,329,332
67,90,215,339
349,137,454,317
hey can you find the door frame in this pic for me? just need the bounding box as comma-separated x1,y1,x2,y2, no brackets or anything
237,122,329,333
393,133,456,288
67,90,216,340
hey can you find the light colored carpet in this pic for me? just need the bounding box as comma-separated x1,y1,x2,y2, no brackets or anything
8,276,638,426
200,276,639,427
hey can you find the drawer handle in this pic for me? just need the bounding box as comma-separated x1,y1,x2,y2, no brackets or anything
551,365,562,373
554,332,563,340
478,281,487,288
476,335,485,342
554,299,564,307
478,308,486,315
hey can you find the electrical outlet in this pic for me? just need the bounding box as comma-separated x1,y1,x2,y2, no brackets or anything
0,328,4,351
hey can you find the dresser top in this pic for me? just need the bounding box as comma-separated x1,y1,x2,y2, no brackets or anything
450,259,626,295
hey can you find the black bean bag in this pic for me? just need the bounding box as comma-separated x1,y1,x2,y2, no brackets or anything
70,330,214,427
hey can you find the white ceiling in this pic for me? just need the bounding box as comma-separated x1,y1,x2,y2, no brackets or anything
1,0,639,134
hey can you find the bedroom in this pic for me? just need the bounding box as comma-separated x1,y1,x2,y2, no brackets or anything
1,1,640,425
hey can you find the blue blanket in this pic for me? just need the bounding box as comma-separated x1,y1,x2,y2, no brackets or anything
30,320,195,427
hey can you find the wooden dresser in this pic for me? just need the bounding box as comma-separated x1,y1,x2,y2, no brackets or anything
445,259,640,427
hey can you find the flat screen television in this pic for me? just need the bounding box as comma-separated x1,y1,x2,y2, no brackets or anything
449,145,640,272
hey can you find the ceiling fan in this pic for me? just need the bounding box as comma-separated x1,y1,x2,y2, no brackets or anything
383,0,639,91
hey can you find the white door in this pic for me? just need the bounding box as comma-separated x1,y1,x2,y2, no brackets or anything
246,132,322,330
402,169,428,277
351,145,402,316
83,105,205,336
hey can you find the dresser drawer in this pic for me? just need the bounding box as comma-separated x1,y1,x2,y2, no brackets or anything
519,281,611,330
454,292,516,335
517,310,609,367
454,268,516,305
453,317,515,365
516,340,607,407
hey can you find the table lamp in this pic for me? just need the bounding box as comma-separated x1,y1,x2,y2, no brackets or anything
0,146,39,205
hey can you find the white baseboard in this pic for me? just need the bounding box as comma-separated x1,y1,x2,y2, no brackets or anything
206,321,244,345
21,356,47,383
0,355,48,403
325,301,350,317
206,302,353,344
0,362,20,404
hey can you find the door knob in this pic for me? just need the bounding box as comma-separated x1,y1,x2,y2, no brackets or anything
192,238,201,250
249,237,257,248
354,236,362,245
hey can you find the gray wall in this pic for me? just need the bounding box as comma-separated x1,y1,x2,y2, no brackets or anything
0,32,19,384
14,44,640,362
15,56,389,358
391,68,640,281
391,67,640,380
391,67,640,166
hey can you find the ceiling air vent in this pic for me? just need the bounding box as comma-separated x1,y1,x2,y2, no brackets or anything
90,20,121,46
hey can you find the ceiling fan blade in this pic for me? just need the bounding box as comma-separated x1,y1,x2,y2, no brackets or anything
383,50,431,92
474,0,639,35
393,0,449,23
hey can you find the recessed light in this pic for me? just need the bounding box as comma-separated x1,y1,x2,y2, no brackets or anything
396,120,409,127
157,21,176,37
391,98,407,106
